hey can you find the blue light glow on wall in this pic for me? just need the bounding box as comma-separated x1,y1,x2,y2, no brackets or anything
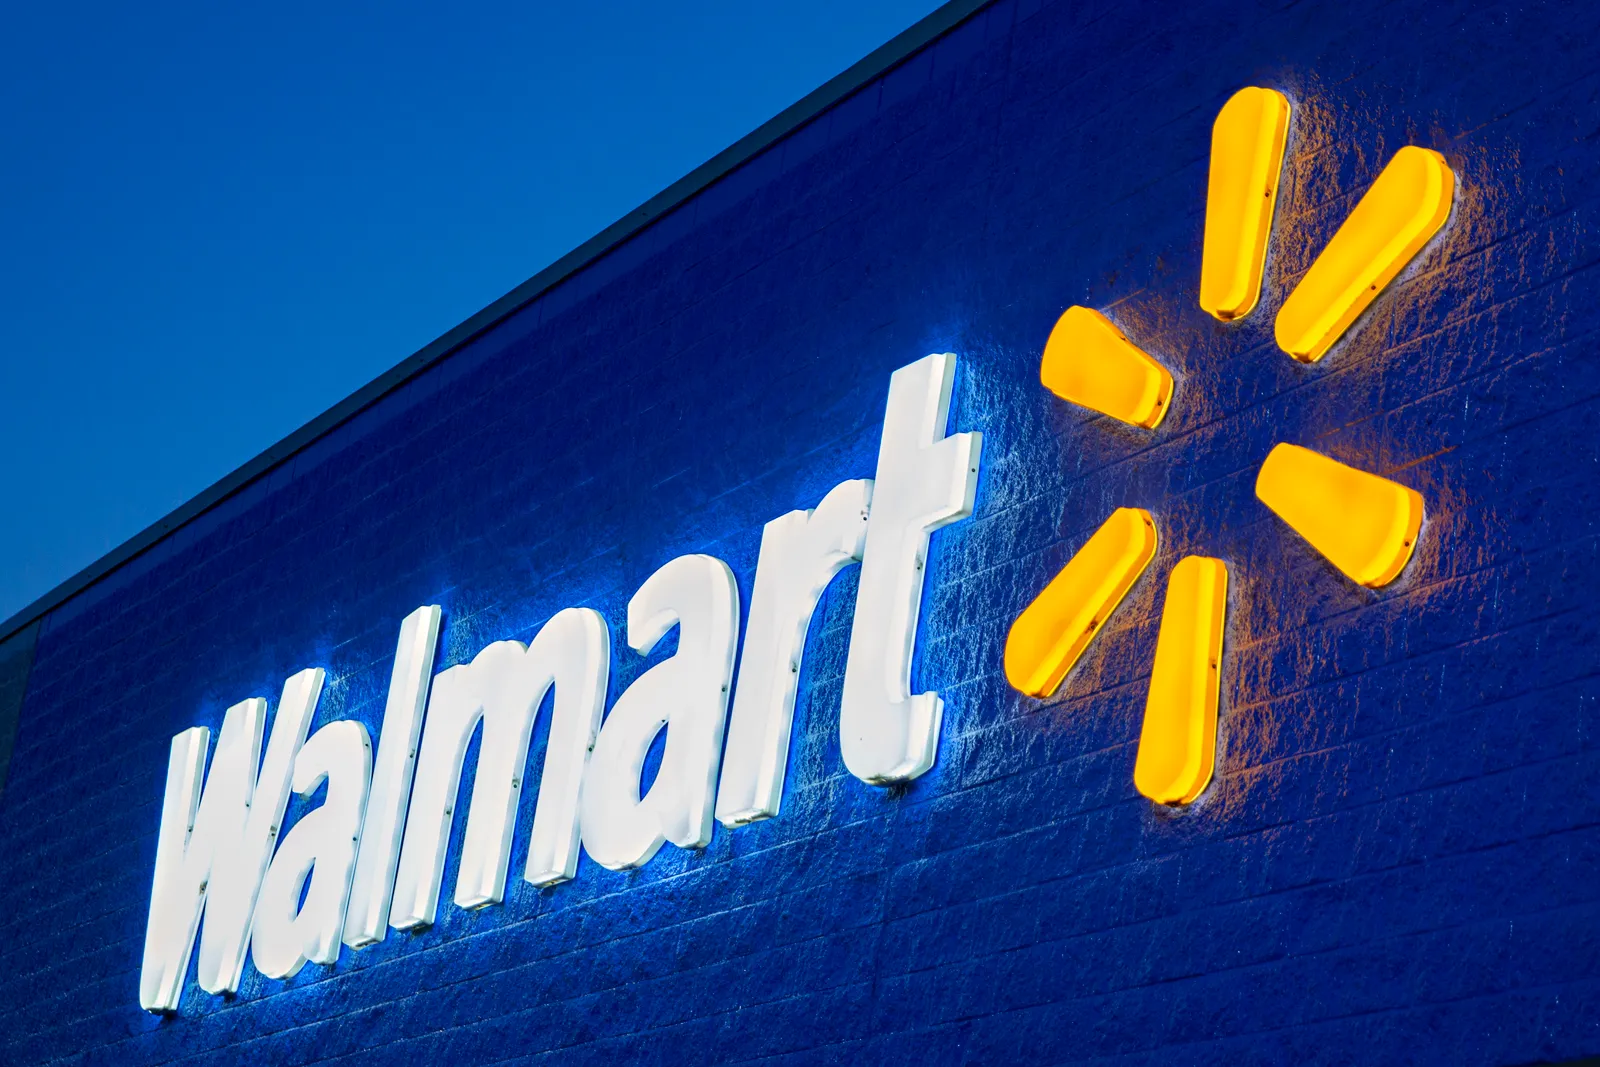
0,0,1597,1064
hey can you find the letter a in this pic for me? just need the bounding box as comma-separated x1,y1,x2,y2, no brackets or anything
581,555,740,869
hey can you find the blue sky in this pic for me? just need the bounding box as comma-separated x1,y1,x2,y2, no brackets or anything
0,0,944,624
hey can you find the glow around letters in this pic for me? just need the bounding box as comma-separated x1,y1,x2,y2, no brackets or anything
138,354,982,1012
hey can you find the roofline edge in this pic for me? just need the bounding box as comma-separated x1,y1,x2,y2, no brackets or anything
0,0,995,646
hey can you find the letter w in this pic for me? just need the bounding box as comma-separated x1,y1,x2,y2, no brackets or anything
138,669,323,1012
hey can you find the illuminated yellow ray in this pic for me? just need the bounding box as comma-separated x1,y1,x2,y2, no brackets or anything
1255,443,1423,587
1040,307,1173,429
1275,146,1454,362
1005,507,1158,697
1199,87,1290,321
1135,556,1227,805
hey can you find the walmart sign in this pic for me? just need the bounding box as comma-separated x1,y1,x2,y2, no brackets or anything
141,81,1458,1014
139,353,982,1012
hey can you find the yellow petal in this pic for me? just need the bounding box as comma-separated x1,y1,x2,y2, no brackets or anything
1040,307,1173,429
1255,443,1423,587
1134,556,1228,805
1005,507,1158,698
1199,87,1290,322
1275,146,1454,362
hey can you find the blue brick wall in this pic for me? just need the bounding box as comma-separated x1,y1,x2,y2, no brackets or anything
2,0,1598,1063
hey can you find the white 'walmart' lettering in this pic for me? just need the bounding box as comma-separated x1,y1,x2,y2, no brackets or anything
139,354,982,1012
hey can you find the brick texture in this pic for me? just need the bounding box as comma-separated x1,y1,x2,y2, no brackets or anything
1,0,1598,1063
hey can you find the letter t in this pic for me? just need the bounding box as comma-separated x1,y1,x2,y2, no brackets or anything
840,353,981,784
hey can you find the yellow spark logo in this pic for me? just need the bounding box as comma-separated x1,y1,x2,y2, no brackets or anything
1004,87,1455,806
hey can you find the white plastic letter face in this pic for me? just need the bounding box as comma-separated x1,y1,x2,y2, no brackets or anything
140,703,260,1013
139,668,325,1012
716,480,872,826
251,720,373,981
197,669,324,995
581,555,741,870
522,609,611,889
343,605,441,949
389,607,609,929
840,353,982,784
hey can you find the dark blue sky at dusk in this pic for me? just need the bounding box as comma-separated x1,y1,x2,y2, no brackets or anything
0,0,942,623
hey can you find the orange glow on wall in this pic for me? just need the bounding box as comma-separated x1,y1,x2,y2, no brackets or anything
1040,306,1173,429
1004,507,1157,698
1255,443,1423,587
1199,87,1290,321
1275,146,1454,361
1134,556,1227,805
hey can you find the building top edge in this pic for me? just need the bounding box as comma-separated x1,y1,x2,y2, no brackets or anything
0,0,992,647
